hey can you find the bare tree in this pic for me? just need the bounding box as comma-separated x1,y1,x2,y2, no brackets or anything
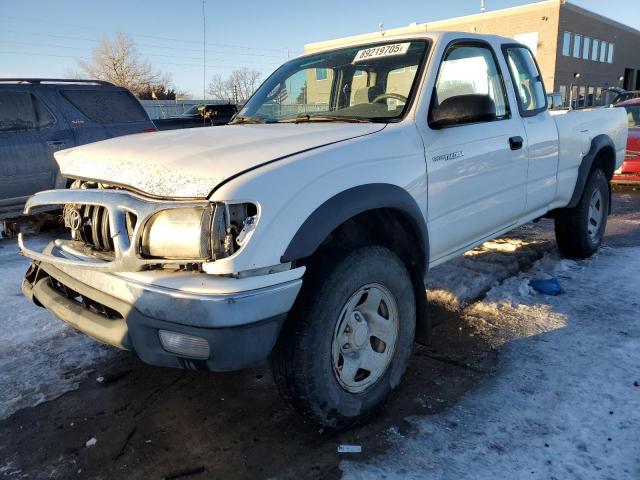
208,68,262,103
77,33,167,97
137,73,189,100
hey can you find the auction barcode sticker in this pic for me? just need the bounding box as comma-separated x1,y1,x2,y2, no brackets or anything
353,43,410,63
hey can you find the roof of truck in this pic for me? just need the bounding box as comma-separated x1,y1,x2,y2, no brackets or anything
302,31,521,56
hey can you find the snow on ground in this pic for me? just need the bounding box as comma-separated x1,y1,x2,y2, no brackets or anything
426,237,554,310
342,246,640,479
0,236,114,420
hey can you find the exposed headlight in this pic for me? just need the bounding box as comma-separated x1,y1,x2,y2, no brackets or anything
141,206,213,259
140,202,258,261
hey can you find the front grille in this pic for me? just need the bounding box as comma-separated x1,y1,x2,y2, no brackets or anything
79,204,113,251
64,197,136,254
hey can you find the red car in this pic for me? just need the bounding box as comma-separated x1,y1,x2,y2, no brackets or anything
613,98,640,184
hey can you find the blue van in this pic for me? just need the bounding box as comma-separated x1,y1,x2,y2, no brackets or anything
0,79,156,220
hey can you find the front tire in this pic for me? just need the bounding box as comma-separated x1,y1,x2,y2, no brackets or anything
554,168,610,259
271,246,416,429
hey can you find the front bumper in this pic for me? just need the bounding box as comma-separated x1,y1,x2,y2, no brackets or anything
22,250,303,372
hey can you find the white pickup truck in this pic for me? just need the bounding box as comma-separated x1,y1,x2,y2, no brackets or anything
20,32,627,428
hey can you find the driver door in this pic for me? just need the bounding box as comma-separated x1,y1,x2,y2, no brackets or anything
422,41,529,262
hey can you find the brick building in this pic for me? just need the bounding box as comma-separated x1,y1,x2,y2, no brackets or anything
305,0,640,107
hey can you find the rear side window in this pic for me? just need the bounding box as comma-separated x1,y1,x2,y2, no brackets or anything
504,47,547,115
61,89,148,124
0,91,55,132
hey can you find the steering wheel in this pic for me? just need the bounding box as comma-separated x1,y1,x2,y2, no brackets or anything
371,92,408,104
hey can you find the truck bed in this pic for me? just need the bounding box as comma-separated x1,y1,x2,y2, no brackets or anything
550,107,627,208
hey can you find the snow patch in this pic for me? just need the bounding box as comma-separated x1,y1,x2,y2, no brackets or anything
0,236,115,420
427,238,553,310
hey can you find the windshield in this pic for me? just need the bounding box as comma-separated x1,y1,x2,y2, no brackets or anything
235,40,429,124
183,105,202,115
623,105,640,127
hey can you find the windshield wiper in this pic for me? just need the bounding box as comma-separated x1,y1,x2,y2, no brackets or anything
284,114,377,124
229,116,270,125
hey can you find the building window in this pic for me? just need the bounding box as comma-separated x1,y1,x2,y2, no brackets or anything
600,42,607,62
315,68,328,81
559,85,568,107
578,86,586,108
570,85,579,109
607,44,615,63
591,39,600,61
587,86,595,107
595,87,603,106
624,68,635,90
353,70,365,77
573,34,582,58
582,37,591,60
562,32,572,56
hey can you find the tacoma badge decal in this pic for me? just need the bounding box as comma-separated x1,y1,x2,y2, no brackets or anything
432,151,464,162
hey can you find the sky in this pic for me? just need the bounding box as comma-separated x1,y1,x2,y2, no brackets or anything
1,0,639,97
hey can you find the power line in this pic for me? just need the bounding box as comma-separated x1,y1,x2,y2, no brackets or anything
0,29,289,59
1,40,281,65
2,15,301,54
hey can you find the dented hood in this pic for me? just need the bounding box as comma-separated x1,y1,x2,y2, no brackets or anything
55,123,384,198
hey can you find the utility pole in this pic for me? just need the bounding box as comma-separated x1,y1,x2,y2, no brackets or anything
202,0,206,127
480,0,486,13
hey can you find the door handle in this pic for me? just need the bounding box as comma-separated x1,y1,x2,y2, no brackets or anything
509,136,524,151
47,140,66,147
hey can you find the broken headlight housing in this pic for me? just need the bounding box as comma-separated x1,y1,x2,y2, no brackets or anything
141,202,258,261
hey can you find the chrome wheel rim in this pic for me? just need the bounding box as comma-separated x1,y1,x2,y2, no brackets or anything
331,283,399,394
587,189,604,242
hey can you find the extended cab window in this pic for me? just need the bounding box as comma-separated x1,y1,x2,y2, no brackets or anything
0,92,55,131
432,44,510,121
504,47,546,115
234,41,428,123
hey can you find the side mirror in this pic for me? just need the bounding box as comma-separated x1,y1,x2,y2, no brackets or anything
430,94,497,129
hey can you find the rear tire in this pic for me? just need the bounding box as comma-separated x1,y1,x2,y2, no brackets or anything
554,168,610,259
271,245,416,429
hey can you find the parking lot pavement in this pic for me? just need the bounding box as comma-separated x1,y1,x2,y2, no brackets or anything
0,187,638,479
